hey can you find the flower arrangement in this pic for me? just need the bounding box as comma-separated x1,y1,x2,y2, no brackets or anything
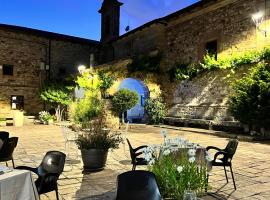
144,129,211,199
39,111,54,124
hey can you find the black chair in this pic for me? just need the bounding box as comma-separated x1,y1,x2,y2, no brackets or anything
16,151,66,200
0,137,18,168
126,139,148,170
206,138,239,190
0,131,9,142
116,170,161,200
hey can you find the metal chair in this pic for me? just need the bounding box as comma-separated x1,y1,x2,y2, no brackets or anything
126,139,148,170
61,125,79,159
0,137,18,168
0,131,9,141
116,170,161,200
206,138,239,190
16,151,66,200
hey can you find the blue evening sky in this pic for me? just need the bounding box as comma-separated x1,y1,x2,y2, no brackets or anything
0,0,198,41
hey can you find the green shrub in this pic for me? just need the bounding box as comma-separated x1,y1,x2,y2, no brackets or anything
145,97,166,124
228,62,270,129
112,89,138,123
74,96,103,123
98,71,115,98
169,46,270,81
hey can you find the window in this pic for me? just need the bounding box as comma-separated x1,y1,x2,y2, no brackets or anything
205,40,218,60
11,96,24,110
3,64,13,75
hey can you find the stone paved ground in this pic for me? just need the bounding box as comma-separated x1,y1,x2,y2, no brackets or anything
1,124,270,200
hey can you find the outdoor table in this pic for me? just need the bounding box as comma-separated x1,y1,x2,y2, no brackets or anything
0,169,39,200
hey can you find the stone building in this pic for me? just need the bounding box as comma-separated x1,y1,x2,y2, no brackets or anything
0,0,269,121
0,24,100,116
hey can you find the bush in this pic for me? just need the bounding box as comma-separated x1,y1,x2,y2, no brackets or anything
112,89,138,114
228,62,270,129
145,97,166,124
75,114,122,150
73,96,103,123
98,71,115,98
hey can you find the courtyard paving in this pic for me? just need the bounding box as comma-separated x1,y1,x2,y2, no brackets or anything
1,124,270,200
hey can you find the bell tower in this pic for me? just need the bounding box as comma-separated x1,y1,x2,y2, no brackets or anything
99,0,123,43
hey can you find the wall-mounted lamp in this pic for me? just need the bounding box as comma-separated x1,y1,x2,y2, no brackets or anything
252,11,267,37
78,65,86,74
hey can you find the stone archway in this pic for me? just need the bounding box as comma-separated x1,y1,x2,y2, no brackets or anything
119,78,150,123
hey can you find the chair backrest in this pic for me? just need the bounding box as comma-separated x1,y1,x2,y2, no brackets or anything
116,170,161,200
0,131,9,142
0,137,18,158
126,139,136,163
39,151,66,174
224,139,239,160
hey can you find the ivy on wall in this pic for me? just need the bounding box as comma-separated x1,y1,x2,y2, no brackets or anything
170,47,270,81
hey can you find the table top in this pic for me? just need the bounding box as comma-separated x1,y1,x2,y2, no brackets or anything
0,168,39,200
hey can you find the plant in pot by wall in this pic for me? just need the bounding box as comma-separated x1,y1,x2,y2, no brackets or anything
75,113,122,171
39,111,54,125
111,88,138,126
73,68,122,171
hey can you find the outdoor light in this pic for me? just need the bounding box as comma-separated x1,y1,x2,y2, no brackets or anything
252,11,267,37
78,65,86,74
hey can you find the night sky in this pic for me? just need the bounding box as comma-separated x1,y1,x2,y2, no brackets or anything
0,0,198,41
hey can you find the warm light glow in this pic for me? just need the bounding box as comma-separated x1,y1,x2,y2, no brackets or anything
252,12,264,27
78,65,86,74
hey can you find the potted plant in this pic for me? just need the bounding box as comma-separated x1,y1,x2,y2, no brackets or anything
75,113,122,171
39,111,54,125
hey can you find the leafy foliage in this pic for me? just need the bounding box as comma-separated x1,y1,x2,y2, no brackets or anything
73,96,103,123
151,153,207,199
111,89,139,114
127,53,162,73
75,114,122,150
170,46,270,81
228,62,270,129
145,97,166,124
97,71,115,98
40,82,72,121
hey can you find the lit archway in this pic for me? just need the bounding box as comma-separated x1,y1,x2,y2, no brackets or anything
119,78,150,123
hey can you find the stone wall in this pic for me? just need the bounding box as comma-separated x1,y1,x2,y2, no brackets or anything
111,24,165,60
164,0,270,67
0,26,100,117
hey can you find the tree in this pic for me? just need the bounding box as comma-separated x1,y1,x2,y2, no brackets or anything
112,89,138,125
40,83,72,122
98,71,115,98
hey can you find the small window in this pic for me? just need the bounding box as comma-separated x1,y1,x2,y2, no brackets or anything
11,96,24,110
3,64,13,75
205,40,218,60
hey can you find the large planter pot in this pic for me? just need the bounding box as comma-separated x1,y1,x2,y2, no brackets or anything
81,149,108,171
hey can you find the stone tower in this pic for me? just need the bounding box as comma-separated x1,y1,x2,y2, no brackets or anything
99,0,123,43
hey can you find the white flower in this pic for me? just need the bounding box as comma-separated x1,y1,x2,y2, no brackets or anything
163,149,171,156
160,129,168,138
189,157,196,163
188,149,196,157
205,155,212,162
177,166,183,173
144,153,152,162
149,159,155,165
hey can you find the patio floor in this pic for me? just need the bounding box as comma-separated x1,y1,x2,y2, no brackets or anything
1,124,270,200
